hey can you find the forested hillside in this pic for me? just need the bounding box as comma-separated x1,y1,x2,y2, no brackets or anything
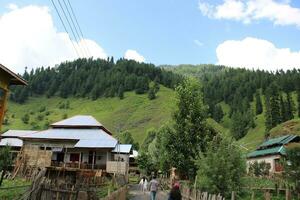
168,64,300,144
10,58,182,103
4,61,300,150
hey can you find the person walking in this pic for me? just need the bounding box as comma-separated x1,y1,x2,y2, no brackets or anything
149,175,159,200
168,182,182,200
139,176,148,194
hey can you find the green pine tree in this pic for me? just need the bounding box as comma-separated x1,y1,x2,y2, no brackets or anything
255,91,263,115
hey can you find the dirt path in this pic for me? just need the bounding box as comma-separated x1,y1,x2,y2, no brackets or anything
128,184,168,200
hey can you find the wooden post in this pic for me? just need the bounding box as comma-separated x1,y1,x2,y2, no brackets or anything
251,190,255,200
231,191,235,200
92,151,95,170
285,188,291,200
264,190,271,200
78,152,81,169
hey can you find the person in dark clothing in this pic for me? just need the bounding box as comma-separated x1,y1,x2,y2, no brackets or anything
168,182,182,200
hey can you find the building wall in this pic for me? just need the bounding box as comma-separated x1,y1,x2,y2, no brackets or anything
247,154,281,173
0,72,9,130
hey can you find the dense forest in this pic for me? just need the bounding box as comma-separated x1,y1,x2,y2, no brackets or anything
10,58,182,103
168,65,300,139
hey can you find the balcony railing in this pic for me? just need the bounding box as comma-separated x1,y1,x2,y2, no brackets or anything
51,161,105,170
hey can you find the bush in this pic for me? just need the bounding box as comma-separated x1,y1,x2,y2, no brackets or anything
248,161,271,177
21,114,30,124
39,106,46,112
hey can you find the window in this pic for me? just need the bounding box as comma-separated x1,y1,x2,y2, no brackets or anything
70,153,79,162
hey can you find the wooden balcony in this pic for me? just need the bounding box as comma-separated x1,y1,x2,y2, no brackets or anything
50,161,106,170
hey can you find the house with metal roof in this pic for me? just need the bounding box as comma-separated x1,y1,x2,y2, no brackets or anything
5,115,131,176
246,135,300,173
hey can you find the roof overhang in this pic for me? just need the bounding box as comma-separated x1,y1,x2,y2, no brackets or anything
0,64,27,86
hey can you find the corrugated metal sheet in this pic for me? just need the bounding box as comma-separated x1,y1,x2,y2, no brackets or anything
2,130,37,137
51,115,102,127
112,144,132,153
21,128,117,148
0,138,23,147
247,146,286,158
74,140,117,148
259,135,296,149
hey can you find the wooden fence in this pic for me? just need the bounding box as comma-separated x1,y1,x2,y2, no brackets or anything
160,178,224,200
181,185,224,200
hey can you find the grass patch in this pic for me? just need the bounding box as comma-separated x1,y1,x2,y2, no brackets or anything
3,86,176,144
0,178,31,200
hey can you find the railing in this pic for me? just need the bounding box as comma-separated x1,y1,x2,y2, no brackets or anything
50,161,105,170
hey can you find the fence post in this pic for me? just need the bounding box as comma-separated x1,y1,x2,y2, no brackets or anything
231,191,235,200
285,188,291,200
264,190,271,200
251,190,255,200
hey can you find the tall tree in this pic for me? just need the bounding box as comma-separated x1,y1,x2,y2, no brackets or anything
298,89,300,118
255,91,263,115
286,92,294,120
168,78,213,178
118,131,139,150
280,94,287,122
265,83,281,132
212,104,224,123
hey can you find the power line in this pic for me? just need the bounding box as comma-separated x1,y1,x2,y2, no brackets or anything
62,0,89,57
50,0,80,58
66,0,92,57
57,0,85,57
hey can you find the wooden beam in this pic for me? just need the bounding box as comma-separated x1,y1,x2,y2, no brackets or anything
78,152,81,169
92,151,95,170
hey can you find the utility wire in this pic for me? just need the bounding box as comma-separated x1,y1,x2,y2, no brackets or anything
57,0,85,57
50,0,80,58
66,0,92,57
62,0,89,57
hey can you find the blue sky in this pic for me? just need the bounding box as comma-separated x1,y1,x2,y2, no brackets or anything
0,0,300,72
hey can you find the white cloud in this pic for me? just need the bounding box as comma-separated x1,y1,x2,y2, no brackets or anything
124,49,145,62
194,39,204,47
198,0,300,27
0,4,107,73
216,37,300,71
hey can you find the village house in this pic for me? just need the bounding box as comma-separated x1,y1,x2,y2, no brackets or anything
0,64,27,130
246,135,300,173
1,115,132,176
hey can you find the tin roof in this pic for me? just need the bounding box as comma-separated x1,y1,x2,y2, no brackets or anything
51,115,102,128
112,144,132,154
0,138,23,147
21,128,117,149
247,146,286,158
1,130,37,138
0,64,27,85
258,135,297,149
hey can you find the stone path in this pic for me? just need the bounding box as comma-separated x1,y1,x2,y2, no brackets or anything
128,184,168,200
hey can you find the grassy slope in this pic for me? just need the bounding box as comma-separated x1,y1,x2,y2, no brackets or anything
3,86,176,144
